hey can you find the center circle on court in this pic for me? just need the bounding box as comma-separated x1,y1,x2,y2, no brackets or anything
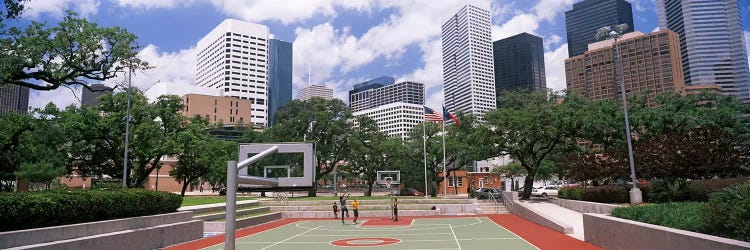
330,237,401,247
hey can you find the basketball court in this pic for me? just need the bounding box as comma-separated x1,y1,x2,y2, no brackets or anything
166,215,601,250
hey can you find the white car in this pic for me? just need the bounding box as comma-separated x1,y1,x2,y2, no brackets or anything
531,186,559,197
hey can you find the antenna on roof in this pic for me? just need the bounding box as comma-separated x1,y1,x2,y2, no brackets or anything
308,64,311,86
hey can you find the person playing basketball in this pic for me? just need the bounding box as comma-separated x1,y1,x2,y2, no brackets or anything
352,198,360,224
333,202,338,219
340,193,350,224
392,198,398,222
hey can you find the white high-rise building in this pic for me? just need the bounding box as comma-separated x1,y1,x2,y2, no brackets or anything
353,103,424,140
196,19,269,126
299,84,334,101
442,3,496,120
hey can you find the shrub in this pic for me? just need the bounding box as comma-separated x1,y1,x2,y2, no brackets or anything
687,177,750,202
611,202,705,232
92,181,124,190
0,189,182,232
649,179,689,203
581,185,629,203
559,187,583,200
701,181,750,241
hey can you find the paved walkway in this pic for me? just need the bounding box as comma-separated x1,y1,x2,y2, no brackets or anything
521,200,585,240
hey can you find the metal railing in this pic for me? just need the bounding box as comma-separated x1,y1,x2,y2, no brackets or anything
488,191,501,214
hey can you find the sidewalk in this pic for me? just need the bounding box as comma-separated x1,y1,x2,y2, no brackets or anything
520,200,585,240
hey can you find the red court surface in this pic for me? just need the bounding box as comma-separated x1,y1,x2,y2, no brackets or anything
165,215,602,250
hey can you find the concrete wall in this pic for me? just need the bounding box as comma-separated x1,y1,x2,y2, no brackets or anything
502,191,574,234
0,212,200,249
549,198,622,214
204,212,283,233
583,213,750,250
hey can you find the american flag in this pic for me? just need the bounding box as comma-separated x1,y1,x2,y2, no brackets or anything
424,106,444,122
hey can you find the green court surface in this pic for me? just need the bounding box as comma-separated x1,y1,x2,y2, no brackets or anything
204,217,537,250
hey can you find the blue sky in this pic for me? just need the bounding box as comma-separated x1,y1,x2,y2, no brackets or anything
17,0,750,110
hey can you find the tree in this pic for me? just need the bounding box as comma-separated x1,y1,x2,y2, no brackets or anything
346,116,402,196
1,10,141,91
170,117,212,196
265,97,352,196
128,95,184,187
404,122,445,197
486,91,583,199
0,111,32,189
15,162,65,190
444,114,496,194
492,162,527,190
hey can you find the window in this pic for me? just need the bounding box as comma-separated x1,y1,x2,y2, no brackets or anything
448,176,463,187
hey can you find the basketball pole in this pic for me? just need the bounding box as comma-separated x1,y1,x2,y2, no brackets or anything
423,122,428,198
442,116,447,198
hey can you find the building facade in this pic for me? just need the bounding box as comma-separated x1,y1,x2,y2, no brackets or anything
442,3,496,120
81,84,114,107
267,39,293,126
0,84,29,114
492,32,547,105
565,30,686,105
656,0,750,103
181,93,252,126
196,19,269,127
299,84,334,101
565,0,634,58
348,76,395,104
352,102,424,140
349,79,424,113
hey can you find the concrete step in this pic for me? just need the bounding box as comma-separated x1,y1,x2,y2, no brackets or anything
259,198,476,206
194,206,270,221
179,200,259,214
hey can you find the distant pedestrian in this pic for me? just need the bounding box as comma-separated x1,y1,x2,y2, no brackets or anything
392,198,398,222
352,199,360,224
333,202,338,219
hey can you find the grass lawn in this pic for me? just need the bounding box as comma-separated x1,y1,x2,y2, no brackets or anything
181,196,256,207
610,202,706,232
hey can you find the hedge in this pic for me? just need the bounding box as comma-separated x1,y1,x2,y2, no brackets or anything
687,177,749,202
611,202,706,232
0,189,182,232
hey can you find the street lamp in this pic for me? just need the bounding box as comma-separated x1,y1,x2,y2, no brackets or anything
595,24,642,204
122,58,149,188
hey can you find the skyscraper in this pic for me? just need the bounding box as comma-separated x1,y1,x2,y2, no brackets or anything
565,30,686,105
81,84,114,107
299,84,334,101
348,76,395,104
196,19,269,127
656,0,750,103
492,32,547,104
0,84,28,114
349,78,423,112
268,39,293,126
565,0,634,57
442,3,496,120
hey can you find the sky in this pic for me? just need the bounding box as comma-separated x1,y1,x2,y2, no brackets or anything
15,0,750,111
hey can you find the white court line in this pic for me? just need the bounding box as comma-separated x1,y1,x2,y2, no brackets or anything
258,225,321,250
449,224,463,250
295,217,484,232
485,217,541,250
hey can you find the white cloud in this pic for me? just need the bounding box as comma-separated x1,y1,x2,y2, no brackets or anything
22,0,100,18
544,43,569,91
534,0,573,22
208,0,373,25
424,89,444,112
543,34,562,50
112,0,195,9
398,39,443,90
492,13,540,40
105,44,197,92
29,88,81,109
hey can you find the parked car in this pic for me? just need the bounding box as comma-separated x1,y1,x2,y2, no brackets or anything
400,188,424,196
474,188,501,200
531,186,559,197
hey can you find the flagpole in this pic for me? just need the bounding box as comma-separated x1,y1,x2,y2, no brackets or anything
423,122,428,198
442,117,447,198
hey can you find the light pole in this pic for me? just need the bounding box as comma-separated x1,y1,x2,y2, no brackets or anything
595,24,642,204
122,58,148,188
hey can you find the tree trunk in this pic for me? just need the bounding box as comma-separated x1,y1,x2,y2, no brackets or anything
366,183,373,196
308,182,317,197
520,175,535,200
180,177,189,197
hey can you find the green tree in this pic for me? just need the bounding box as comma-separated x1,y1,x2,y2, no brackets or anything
486,91,583,199
170,117,212,196
128,95,184,187
404,122,444,197
346,116,402,196
1,10,141,91
0,111,32,189
265,97,352,196
15,162,65,190
492,162,527,190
